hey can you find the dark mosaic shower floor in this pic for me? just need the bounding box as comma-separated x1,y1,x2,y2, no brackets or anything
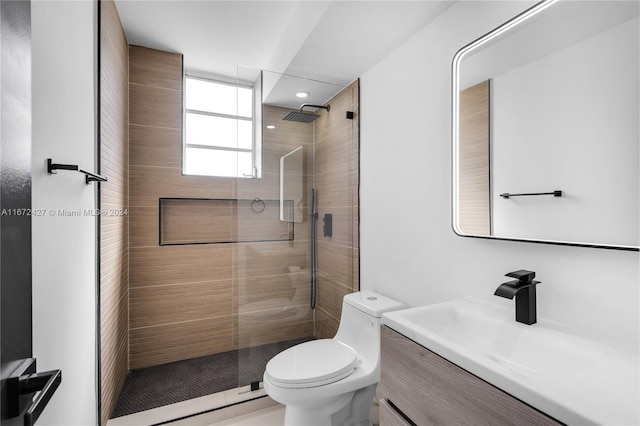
111,336,315,418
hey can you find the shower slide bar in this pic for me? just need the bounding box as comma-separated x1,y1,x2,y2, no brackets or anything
500,190,562,199
47,158,107,184
310,188,318,309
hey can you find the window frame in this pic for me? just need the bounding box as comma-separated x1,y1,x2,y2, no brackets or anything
182,70,257,178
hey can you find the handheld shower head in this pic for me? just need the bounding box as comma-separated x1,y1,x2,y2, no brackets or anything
282,104,330,123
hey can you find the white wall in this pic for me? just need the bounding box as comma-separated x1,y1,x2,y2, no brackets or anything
360,1,639,348
31,1,98,424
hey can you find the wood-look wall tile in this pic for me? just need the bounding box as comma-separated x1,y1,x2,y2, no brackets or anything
129,165,236,206
129,205,159,248
129,245,233,287
316,277,351,320
237,314,313,349
351,247,359,292
101,215,128,244
235,242,309,278
101,185,128,208
237,274,297,306
317,239,357,287
129,124,182,169
130,279,233,329
314,80,360,326
100,337,127,423
315,171,357,208
101,115,128,163
129,45,183,91
234,199,292,242
315,130,353,158
458,80,490,235
236,172,280,202
128,45,239,369
101,244,129,274
314,87,355,142
237,282,310,314
100,1,129,422
290,211,312,242
314,306,339,340
130,83,182,129
102,306,128,371
129,315,235,369
315,165,357,191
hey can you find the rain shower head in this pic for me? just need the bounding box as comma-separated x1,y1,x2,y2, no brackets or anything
282,111,321,123
283,104,330,123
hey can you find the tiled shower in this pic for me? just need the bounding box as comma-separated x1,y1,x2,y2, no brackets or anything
99,1,359,422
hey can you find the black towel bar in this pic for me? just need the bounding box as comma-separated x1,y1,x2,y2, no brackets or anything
47,158,107,184
500,190,562,199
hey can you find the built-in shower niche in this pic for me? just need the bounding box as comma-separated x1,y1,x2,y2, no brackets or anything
159,197,294,245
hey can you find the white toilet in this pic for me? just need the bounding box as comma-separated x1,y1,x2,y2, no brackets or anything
263,291,405,426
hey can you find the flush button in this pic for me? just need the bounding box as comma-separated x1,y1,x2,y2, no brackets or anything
367,296,377,301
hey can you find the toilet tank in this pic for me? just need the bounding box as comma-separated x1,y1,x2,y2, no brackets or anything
343,291,405,318
334,291,404,366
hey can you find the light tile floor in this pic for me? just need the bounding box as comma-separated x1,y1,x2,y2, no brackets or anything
207,397,380,426
209,405,285,426
106,386,271,426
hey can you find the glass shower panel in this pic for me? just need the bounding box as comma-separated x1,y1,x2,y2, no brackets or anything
234,69,349,392
312,81,360,339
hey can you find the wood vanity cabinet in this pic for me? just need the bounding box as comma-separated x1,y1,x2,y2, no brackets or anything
377,326,562,426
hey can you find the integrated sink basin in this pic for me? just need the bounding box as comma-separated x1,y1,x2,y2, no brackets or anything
382,298,639,425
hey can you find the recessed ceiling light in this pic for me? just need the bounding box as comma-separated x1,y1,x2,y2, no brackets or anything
266,125,275,129
296,91,309,98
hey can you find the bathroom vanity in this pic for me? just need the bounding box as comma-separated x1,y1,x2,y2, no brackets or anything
377,326,560,425
378,298,639,426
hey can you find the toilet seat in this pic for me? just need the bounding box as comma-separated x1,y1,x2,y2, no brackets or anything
265,339,358,388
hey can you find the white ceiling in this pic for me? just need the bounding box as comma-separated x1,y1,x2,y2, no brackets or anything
114,0,452,107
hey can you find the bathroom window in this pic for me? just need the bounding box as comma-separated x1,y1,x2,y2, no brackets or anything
183,73,257,178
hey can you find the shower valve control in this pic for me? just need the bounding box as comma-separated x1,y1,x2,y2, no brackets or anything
323,213,333,237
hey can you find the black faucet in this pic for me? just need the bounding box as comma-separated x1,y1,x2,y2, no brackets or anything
494,270,541,325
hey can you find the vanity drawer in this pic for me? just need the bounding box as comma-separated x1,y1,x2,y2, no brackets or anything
379,398,412,426
378,326,561,426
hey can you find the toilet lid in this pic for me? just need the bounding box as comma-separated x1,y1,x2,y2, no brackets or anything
265,339,358,388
